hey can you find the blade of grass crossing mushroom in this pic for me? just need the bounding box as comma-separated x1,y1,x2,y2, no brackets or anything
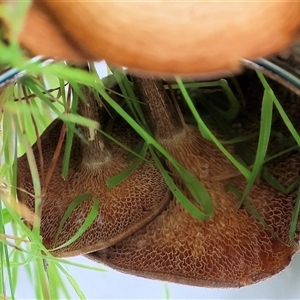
103,81,214,217
71,80,150,188
166,79,241,122
289,185,300,240
199,92,299,196
256,71,300,237
168,80,225,89
50,258,106,272
53,194,99,251
149,147,213,219
225,184,287,245
218,79,241,122
191,87,299,197
261,167,300,194
263,145,299,164
256,71,300,146
6,242,106,271
237,87,273,208
99,128,150,163
107,141,149,188
55,199,98,249
243,199,289,245
176,77,251,180
61,87,79,178
111,69,147,127
94,85,214,218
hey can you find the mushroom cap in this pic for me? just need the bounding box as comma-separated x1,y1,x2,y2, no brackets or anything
87,73,300,287
87,126,299,287
20,1,300,76
17,119,170,257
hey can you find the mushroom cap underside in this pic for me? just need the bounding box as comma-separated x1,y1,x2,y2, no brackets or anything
17,119,171,257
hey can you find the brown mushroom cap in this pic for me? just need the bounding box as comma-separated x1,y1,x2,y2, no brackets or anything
86,78,300,287
20,1,300,76
17,87,170,257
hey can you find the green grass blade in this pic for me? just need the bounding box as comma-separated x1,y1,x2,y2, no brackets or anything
219,79,241,122
176,77,251,180
289,184,300,241
53,194,99,251
163,283,170,300
1,208,13,225
110,69,141,123
237,87,273,207
261,167,300,194
225,184,286,244
257,71,300,147
47,261,71,299
95,85,214,219
107,141,148,188
35,257,51,299
20,77,99,129
0,204,14,299
55,263,86,300
58,259,106,272
62,88,78,179
15,122,41,232
149,147,213,219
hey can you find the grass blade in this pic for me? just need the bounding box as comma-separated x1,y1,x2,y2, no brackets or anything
237,86,273,207
55,263,86,300
107,141,148,188
53,194,99,251
149,147,213,219
289,184,300,241
176,77,251,180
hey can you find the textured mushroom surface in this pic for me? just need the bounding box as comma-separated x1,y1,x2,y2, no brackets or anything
87,78,300,287
17,89,170,257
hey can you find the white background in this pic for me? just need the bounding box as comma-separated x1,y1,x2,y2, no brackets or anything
15,252,300,299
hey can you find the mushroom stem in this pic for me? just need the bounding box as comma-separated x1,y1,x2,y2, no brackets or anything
77,86,111,167
132,77,183,140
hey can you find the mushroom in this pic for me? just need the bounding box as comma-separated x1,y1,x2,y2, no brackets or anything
17,83,170,257
17,1,300,76
87,77,300,287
